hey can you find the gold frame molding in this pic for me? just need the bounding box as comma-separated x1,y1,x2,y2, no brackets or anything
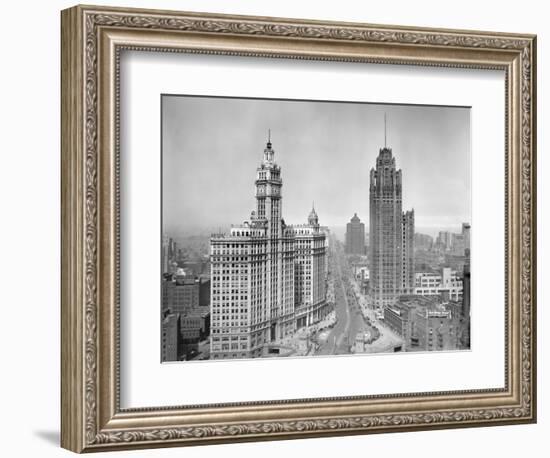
61,4,537,453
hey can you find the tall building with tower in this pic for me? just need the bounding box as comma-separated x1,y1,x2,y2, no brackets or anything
345,213,366,255
209,135,328,359
369,116,415,308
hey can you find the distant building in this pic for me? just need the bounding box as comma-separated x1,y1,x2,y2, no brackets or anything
162,269,211,360
162,235,170,274
414,249,442,273
444,253,468,273
435,223,471,256
162,269,209,316
161,313,181,362
414,233,433,251
161,236,179,275
369,138,415,308
385,295,468,351
436,231,453,252
414,267,463,302
461,252,471,348
345,213,366,255
462,222,471,253
451,233,465,255
350,262,369,295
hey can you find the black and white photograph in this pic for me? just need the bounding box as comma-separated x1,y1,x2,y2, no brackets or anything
161,95,472,362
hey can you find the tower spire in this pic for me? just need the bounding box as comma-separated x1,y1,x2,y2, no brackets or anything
264,129,274,162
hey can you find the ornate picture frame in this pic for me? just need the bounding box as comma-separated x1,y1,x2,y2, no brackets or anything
61,4,536,453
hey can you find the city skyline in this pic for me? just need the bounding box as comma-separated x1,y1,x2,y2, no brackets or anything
164,222,469,245
161,95,471,362
162,96,471,237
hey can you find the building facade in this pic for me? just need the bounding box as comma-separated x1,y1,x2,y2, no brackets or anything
384,295,468,352
162,269,209,316
414,233,434,251
292,208,329,328
161,313,181,362
161,236,179,275
462,222,471,254
436,231,453,252
369,145,415,308
414,305,461,352
345,213,366,255
161,269,211,361
461,252,471,348
401,210,415,294
384,303,414,344
435,223,471,256
414,267,463,302
210,138,328,360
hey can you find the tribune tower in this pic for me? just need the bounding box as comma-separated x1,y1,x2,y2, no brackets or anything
369,118,414,309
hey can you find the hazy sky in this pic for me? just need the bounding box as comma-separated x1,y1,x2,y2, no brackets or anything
162,95,470,237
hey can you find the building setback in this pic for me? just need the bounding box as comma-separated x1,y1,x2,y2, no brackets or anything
210,138,328,360
369,143,415,308
345,213,366,255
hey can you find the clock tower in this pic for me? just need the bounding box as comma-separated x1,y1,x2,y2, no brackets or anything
255,133,283,239
254,133,286,341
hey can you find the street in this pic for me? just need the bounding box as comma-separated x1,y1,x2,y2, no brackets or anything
316,240,376,355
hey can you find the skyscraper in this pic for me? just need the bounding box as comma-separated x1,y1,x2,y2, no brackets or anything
209,136,327,359
369,124,414,308
345,213,366,255
402,209,415,294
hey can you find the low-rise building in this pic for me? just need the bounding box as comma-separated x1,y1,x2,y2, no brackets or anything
162,270,210,315
414,304,461,352
414,267,463,302
161,313,182,362
384,303,413,342
384,295,468,352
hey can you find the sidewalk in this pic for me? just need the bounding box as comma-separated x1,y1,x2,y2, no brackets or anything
273,311,337,356
349,275,404,353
